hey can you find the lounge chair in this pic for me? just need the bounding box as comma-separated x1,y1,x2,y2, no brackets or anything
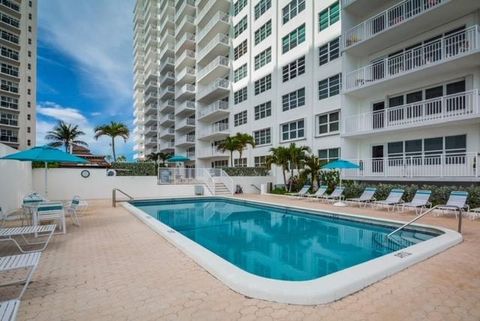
306,185,328,201
287,185,311,199
0,300,20,321
0,224,56,253
0,252,41,300
436,191,469,218
321,186,345,203
469,208,480,220
372,189,404,211
400,190,432,214
66,196,88,213
346,187,377,207
36,202,66,234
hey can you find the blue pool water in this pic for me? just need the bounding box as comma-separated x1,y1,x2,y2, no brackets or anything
131,198,440,281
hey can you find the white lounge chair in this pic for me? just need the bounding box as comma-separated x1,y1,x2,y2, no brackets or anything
321,187,345,203
0,252,41,299
0,300,20,321
0,224,56,253
346,187,377,207
306,185,328,201
401,190,432,214
66,196,88,213
287,185,311,199
35,202,66,234
65,196,81,226
436,191,469,218
372,189,404,211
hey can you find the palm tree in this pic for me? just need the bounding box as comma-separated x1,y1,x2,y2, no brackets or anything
116,155,127,162
303,155,322,191
45,121,88,153
266,146,290,188
234,133,256,160
146,152,171,174
286,143,310,191
93,122,130,162
216,136,240,167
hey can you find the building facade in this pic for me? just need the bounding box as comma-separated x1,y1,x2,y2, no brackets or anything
0,0,37,150
133,0,480,182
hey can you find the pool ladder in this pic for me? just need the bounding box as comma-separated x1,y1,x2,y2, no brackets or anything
112,188,134,207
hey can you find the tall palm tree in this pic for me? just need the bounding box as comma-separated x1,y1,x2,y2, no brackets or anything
303,154,322,191
216,136,240,167
45,121,88,153
146,152,171,174
93,121,130,162
266,146,290,188
287,143,311,191
234,132,256,160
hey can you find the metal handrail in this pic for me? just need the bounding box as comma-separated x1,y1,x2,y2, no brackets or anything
387,205,463,237
112,188,134,207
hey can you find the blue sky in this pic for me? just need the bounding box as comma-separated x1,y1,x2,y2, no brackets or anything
36,0,135,159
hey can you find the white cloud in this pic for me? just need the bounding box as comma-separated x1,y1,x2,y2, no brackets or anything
37,101,87,124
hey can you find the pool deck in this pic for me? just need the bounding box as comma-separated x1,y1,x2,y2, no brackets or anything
1,194,479,321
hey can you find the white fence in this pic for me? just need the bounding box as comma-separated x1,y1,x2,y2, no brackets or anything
157,167,234,194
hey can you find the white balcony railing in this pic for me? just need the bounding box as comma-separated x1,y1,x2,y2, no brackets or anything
176,15,195,36
176,67,196,82
175,32,196,52
198,100,229,119
175,0,195,21
198,78,229,99
344,90,480,135
197,56,229,80
160,71,175,84
176,100,196,113
341,0,356,7
344,0,447,49
160,86,175,97
177,134,196,144
346,26,480,91
196,0,216,25
200,122,229,138
176,49,196,65
160,127,175,137
197,34,229,62
176,84,196,98
342,153,479,179
178,117,196,128
197,12,229,43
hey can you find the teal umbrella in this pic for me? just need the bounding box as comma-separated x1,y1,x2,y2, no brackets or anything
322,159,360,206
167,155,190,162
1,145,88,196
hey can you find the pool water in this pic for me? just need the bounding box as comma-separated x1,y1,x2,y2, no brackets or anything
131,198,440,281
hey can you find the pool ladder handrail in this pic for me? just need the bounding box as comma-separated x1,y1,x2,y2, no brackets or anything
387,205,463,238
112,188,134,207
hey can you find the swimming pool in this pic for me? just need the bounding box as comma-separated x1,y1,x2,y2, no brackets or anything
125,197,462,304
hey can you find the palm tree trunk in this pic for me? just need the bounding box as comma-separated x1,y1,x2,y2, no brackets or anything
230,151,234,167
112,137,116,161
282,168,287,189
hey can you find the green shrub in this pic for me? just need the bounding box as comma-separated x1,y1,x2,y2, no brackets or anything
32,162,59,168
221,167,270,176
271,187,287,195
110,162,156,176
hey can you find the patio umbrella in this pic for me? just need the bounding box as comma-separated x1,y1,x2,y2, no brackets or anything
1,145,88,196
167,155,190,162
322,159,360,206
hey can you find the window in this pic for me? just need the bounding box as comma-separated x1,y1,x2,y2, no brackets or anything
28,38,32,45
27,127,30,133
255,0,271,20
234,87,248,104
28,76,31,82
254,20,271,45
0,12,19,28
234,40,247,60
282,56,305,82
0,30,18,44
282,24,305,53
233,64,247,82
318,148,340,163
27,89,31,95
319,37,340,65
254,156,268,167
282,0,305,24
212,160,228,168
1,0,19,12
0,63,18,77
317,111,339,135
29,1,32,8
27,114,31,120
27,101,31,108
0,128,17,142
254,74,271,95
281,119,304,141
28,26,32,32
233,0,247,16
0,47,18,61
27,139,31,146
1,95,17,110
254,128,271,145
254,101,271,120
0,112,17,126
319,1,340,31
234,110,247,126
282,88,305,111
27,50,31,58
318,74,341,100
1,79,18,93
234,16,247,38
254,47,271,70
234,158,247,167
28,13,32,20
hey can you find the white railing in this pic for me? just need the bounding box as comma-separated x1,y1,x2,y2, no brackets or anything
208,168,234,195
175,32,196,52
159,17,174,33
177,117,196,128
175,0,195,21
197,78,229,99
341,0,356,7
177,134,196,144
198,34,229,62
159,99,175,112
176,84,196,98
176,15,195,36
176,100,196,114
196,0,216,25
186,150,196,159
346,26,480,91
199,122,229,139
160,71,174,84
197,12,230,43
160,30,175,45
342,153,479,178
198,100,228,119
344,90,480,135
344,0,447,49
160,86,175,97
157,168,217,195
176,66,196,81
144,114,157,124
144,93,158,102
162,57,175,66
159,127,175,137
159,43,174,59
160,113,175,123
197,56,229,80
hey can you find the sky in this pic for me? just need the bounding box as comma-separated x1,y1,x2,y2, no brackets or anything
36,0,136,159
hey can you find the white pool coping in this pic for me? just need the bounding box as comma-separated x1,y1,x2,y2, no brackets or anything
123,196,463,305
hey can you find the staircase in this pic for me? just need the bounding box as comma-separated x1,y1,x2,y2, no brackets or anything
214,182,231,195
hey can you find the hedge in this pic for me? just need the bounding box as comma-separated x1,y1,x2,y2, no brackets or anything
221,167,270,176
110,162,156,176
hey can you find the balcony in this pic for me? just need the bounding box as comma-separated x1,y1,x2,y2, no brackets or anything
144,103,157,116
159,17,174,35
196,0,230,27
197,78,229,102
145,137,158,147
343,90,480,137
160,86,175,99
197,56,229,84
176,84,196,100
158,99,175,113
175,100,196,116
197,34,229,66
197,146,229,159
186,150,196,159
176,66,196,85
175,0,195,23
144,93,158,104
343,0,480,56
345,26,480,96
144,114,157,126
160,141,175,152
197,100,229,122
160,30,175,47
175,15,195,38
159,43,174,61
175,49,196,70
175,32,196,54
176,117,196,131
159,113,175,126
144,126,158,137
196,12,230,46
342,153,480,181
144,81,158,94
159,127,176,139
198,122,229,141
176,134,196,147
160,57,175,73
160,71,175,86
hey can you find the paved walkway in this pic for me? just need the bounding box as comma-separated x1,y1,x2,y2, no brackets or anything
0,196,479,321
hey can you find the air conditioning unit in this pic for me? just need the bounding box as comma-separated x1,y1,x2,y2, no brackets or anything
106,169,117,177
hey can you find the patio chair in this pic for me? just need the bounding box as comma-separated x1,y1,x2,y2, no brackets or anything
400,190,432,214
65,196,82,226
468,208,480,220
372,189,405,211
36,202,66,234
0,224,56,253
305,185,328,201
0,252,41,300
321,186,345,203
436,191,469,218
346,187,377,207
0,300,20,321
287,185,311,199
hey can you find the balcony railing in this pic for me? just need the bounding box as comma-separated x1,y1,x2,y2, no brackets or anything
342,153,479,179
177,134,196,144
343,90,480,135
176,100,196,113
198,34,229,62
160,71,175,84
176,84,196,98
198,100,229,119
197,56,229,80
198,78,229,99
176,15,195,36
200,122,229,138
344,0,447,49
176,49,196,66
175,32,196,52
175,0,195,21
160,127,175,137
197,12,229,43
160,86,175,97
346,26,480,91
178,117,196,128
176,67,196,82
341,0,356,7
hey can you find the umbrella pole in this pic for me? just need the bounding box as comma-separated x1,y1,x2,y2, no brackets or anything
44,162,48,197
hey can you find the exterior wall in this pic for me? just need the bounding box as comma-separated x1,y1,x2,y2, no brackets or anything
0,143,32,213
230,176,273,194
